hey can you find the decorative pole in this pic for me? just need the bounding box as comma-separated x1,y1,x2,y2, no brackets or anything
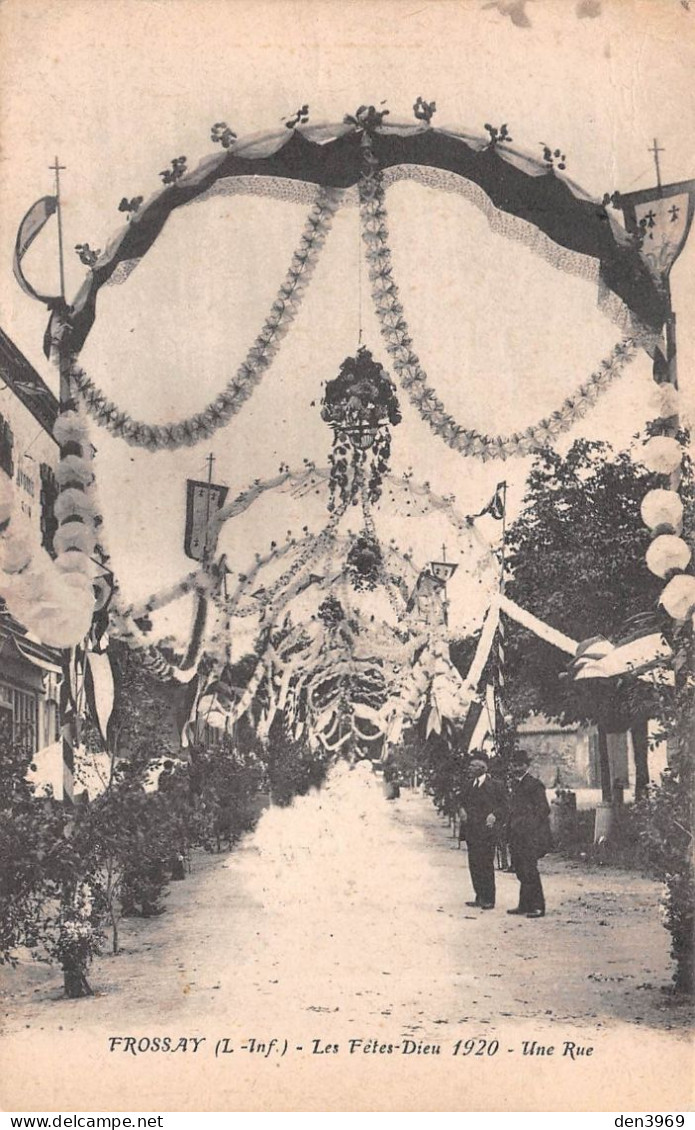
203,452,215,564
493,482,508,758
50,155,76,808
616,148,695,769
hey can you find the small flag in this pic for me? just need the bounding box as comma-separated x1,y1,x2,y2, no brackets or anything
13,197,61,304
183,479,228,561
478,482,506,521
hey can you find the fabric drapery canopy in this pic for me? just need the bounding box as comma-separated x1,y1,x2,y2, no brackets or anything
51,121,668,357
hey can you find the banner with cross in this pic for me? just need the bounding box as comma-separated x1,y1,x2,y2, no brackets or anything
617,174,695,285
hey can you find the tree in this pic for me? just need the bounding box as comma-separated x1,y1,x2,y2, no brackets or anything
503,436,694,993
0,719,104,995
503,437,686,795
634,627,695,994
107,639,187,763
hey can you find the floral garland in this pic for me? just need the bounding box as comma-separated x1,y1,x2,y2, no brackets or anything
217,504,348,622
381,473,496,570
359,170,652,460
71,188,343,452
125,568,208,621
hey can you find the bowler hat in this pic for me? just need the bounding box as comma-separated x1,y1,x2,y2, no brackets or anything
511,749,531,766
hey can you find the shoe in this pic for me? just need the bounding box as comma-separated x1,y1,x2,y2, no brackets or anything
526,909,545,918
480,904,495,910
506,908,525,915
465,901,481,908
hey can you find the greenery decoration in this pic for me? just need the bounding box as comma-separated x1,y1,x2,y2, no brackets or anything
321,346,400,509
345,533,383,592
159,156,187,184
210,122,237,148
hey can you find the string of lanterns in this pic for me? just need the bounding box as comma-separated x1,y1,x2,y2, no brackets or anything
638,401,694,626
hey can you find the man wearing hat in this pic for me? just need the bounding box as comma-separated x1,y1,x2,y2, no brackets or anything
459,753,509,910
507,750,552,919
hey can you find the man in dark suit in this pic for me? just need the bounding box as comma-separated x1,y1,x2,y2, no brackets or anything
459,754,509,910
507,749,552,919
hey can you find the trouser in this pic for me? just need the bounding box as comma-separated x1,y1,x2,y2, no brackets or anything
467,838,496,906
513,848,545,912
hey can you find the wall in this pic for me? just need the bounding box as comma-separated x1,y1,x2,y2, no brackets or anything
518,714,591,789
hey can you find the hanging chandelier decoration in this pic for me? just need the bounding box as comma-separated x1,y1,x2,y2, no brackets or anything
345,532,383,592
321,346,401,511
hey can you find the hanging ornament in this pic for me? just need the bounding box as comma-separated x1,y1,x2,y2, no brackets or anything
640,435,683,475
645,534,692,579
0,525,32,573
660,573,695,621
640,489,684,534
345,533,383,591
647,383,679,420
321,346,401,510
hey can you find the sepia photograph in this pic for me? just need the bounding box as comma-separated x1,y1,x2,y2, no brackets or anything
0,0,693,1114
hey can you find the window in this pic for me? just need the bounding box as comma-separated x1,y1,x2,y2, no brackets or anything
40,463,58,555
12,688,39,753
0,413,14,479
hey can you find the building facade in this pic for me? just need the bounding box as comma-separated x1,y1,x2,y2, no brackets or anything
0,326,61,756
518,713,668,798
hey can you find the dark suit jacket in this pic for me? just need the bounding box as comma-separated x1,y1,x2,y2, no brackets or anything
508,773,552,857
461,776,509,845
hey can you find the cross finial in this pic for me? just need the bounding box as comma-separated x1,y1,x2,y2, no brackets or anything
206,452,215,483
49,156,66,196
49,158,66,299
442,543,447,563
648,138,664,192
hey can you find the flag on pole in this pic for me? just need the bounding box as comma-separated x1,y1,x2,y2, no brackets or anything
13,197,62,304
183,479,228,561
476,482,506,521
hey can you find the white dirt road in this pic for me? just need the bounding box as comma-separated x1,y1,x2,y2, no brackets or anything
1,766,692,1111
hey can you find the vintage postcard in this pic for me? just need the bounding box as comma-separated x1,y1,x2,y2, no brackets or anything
0,0,693,1114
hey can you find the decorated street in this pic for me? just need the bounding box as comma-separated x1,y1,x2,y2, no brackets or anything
1,773,691,1111
1,4,694,1115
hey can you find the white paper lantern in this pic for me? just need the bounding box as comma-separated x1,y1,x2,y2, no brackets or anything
0,529,32,574
55,454,94,488
647,382,679,419
53,519,95,554
39,606,93,648
55,487,96,523
13,567,60,604
2,593,37,627
61,571,95,601
646,535,692,578
55,550,97,577
660,573,695,621
641,489,684,532
53,411,90,447
640,436,683,475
